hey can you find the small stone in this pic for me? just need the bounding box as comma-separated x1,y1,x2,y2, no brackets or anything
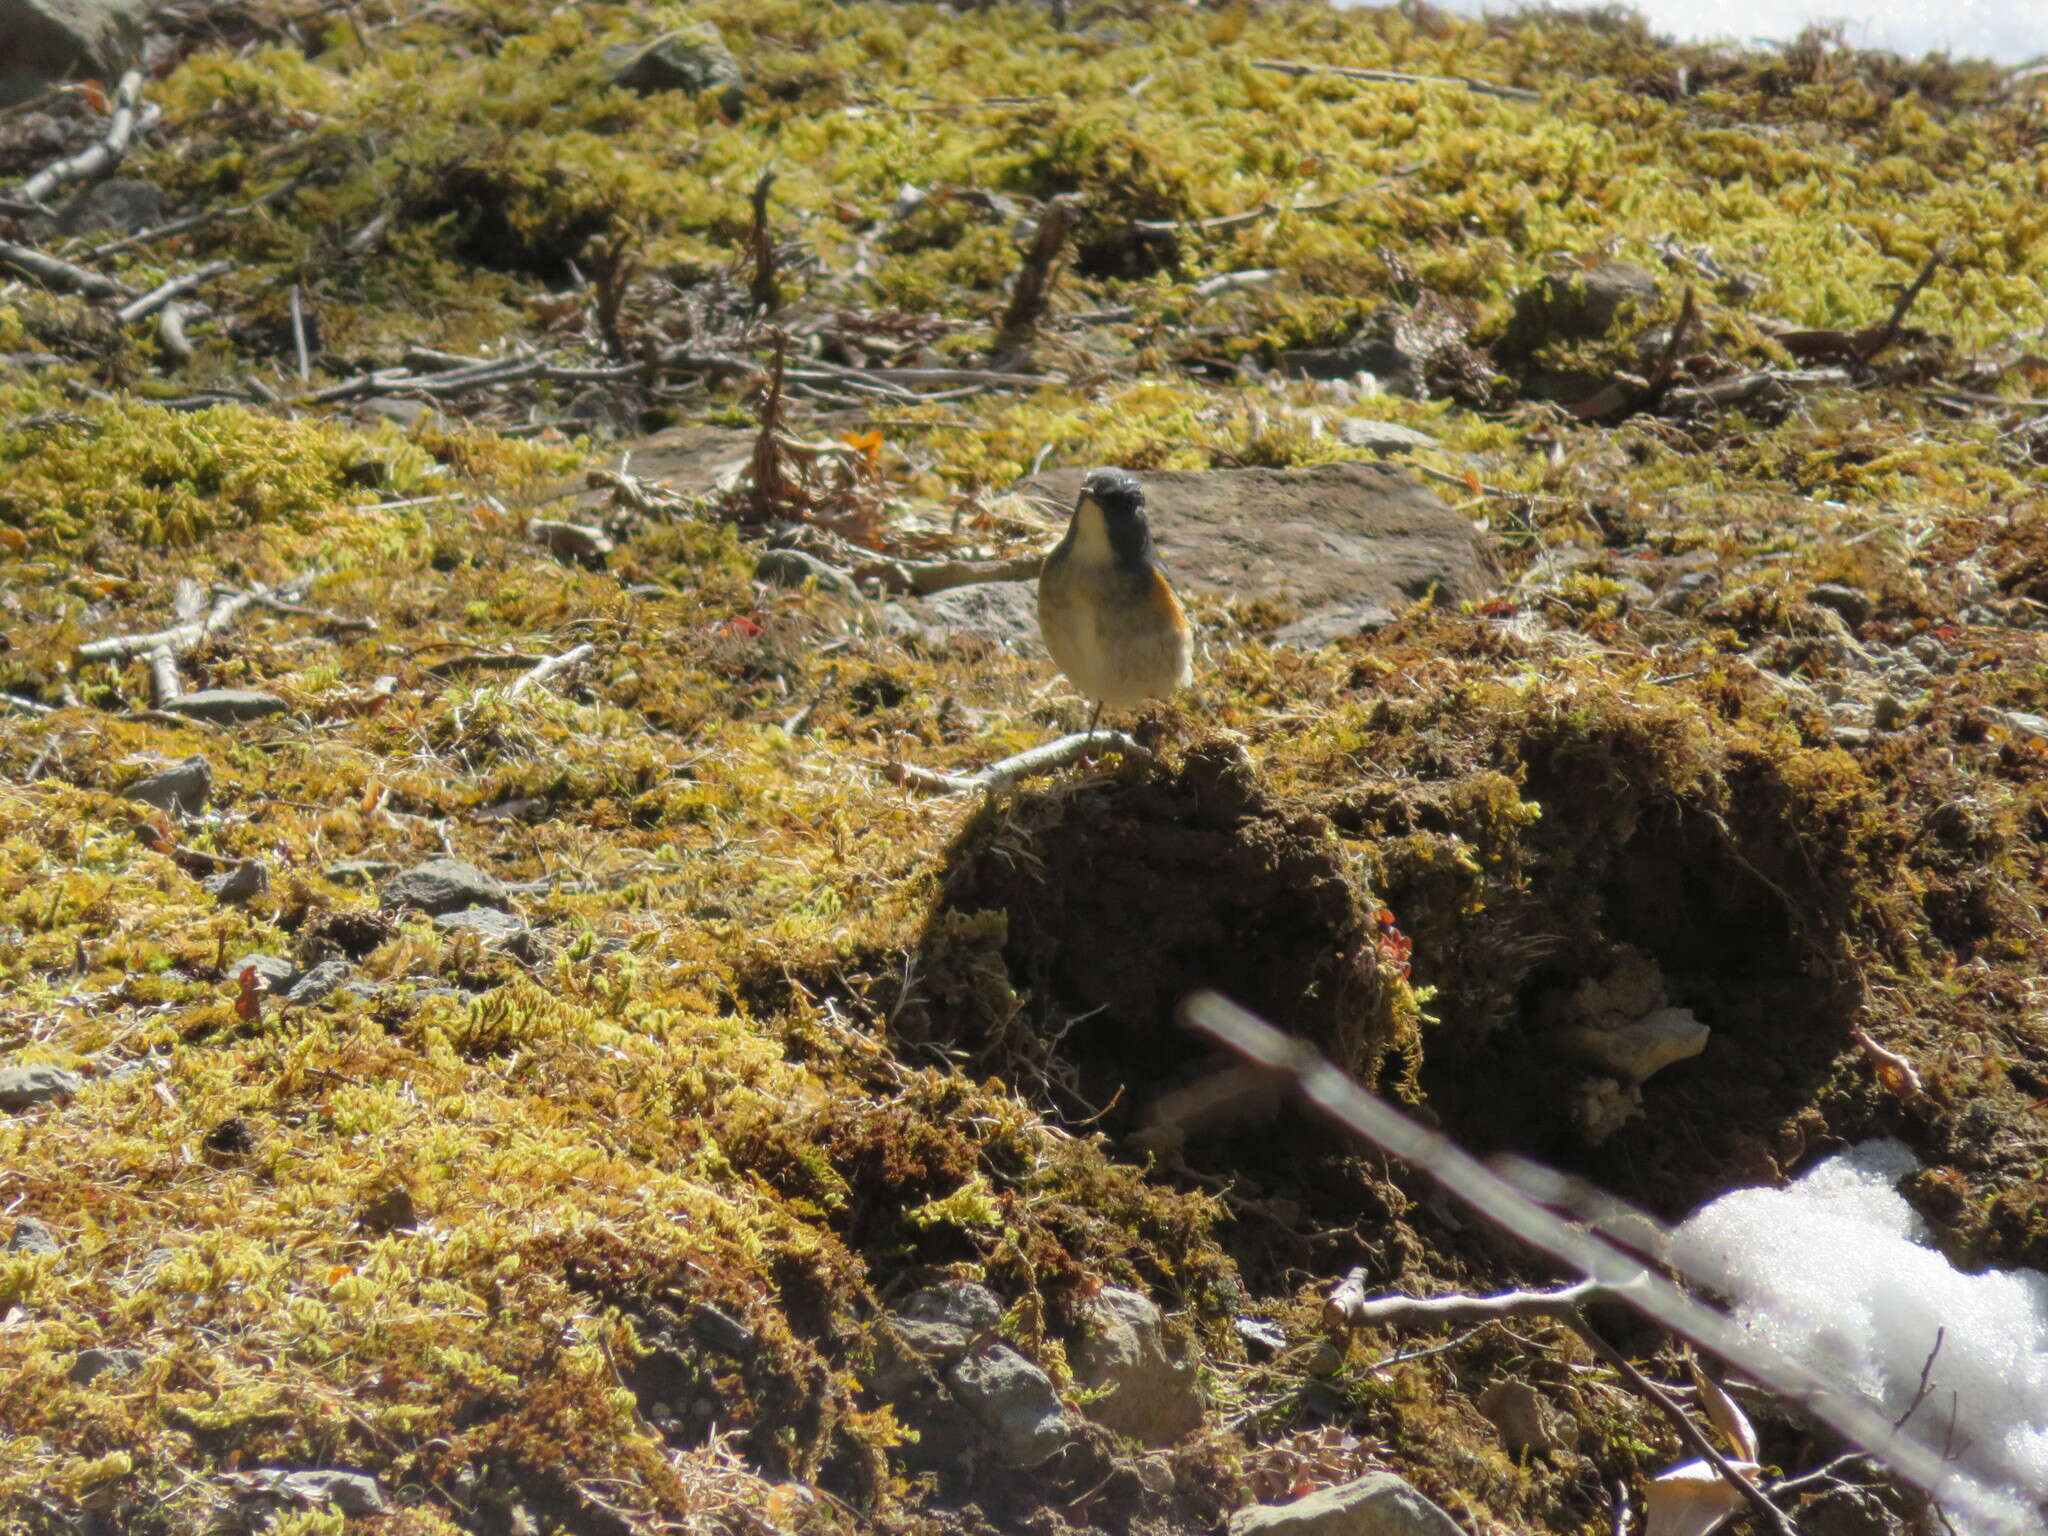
1069,1286,1204,1446
8,1217,61,1255
754,547,860,599
1555,1005,1708,1085
606,23,742,98
1228,1471,1465,1536
70,1347,147,1384
0,0,147,108
883,581,1043,655
434,906,536,958
380,857,511,916
231,954,299,995
891,1281,1003,1362
53,178,167,238
276,1470,386,1517
1872,694,1911,731
1832,725,1874,750
1997,709,2048,743
1335,418,1443,455
204,859,269,904
286,960,355,1007
1502,262,1660,355
530,520,613,569
1274,602,1398,649
122,755,212,817
1477,1378,1575,1457
0,1063,82,1110
1235,1317,1287,1359
946,1344,1074,1467
1808,583,1872,627
163,689,289,724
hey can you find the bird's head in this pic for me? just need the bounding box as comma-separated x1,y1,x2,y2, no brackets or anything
1073,467,1156,569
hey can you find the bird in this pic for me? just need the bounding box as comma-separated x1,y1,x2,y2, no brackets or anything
1037,467,1193,740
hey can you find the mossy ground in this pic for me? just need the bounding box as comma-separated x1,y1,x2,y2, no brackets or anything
5,3,2048,1534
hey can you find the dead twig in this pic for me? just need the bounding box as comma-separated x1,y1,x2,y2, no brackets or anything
157,301,194,368
289,285,312,383
1071,268,1282,325
87,177,304,260
17,71,158,205
748,171,780,317
116,260,234,325
747,331,795,521
1252,57,1542,103
506,643,596,701
144,647,184,708
1858,244,1946,364
1,693,57,717
77,589,256,665
1325,1277,1605,1329
0,240,134,302
994,199,1076,359
884,730,1149,796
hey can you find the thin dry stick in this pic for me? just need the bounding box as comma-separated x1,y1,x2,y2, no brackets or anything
0,241,134,302
884,730,1149,796
1175,991,2033,1536
144,647,184,708
1251,57,1542,102
116,260,235,325
289,285,312,383
994,199,1076,357
506,643,596,701
76,589,256,664
18,70,157,203
1858,244,1947,364
157,301,195,367
748,170,779,317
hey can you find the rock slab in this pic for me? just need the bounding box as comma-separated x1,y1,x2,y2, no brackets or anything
946,1344,1074,1467
0,1063,82,1110
1017,462,1496,647
1069,1286,1204,1446
1229,1473,1466,1536
381,858,511,916
0,0,148,107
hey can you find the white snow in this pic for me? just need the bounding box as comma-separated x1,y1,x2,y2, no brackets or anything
1671,1139,2048,1532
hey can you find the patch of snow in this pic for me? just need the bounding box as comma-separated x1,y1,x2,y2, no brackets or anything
1671,1139,2048,1533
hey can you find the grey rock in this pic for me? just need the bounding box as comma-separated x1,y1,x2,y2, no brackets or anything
231,953,299,995
893,1281,1002,1362
69,1346,146,1383
0,1063,82,1110
163,689,289,724
884,580,1043,655
204,859,269,904
1477,1378,1575,1456
946,1343,1074,1467
53,177,166,237
1808,583,1872,627
1069,1286,1204,1446
530,519,613,569
755,547,860,599
1229,1472,1465,1536
1335,418,1444,455
1872,694,1912,731
689,1301,756,1355
1997,709,2048,743
1235,1317,1286,1359
380,857,511,916
286,960,355,1007
1503,262,1660,355
277,1470,386,1517
8,1216,61,1254
606,22,741,98
122,754,212,817
1018,462,1496,642
1280,336,1430,388
0,0,149,107
1273,602,1398,649
434,905,536,958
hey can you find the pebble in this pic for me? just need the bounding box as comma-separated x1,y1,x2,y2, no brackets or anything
0,1063,82,1110
121,755,213,817
163,689,289,724
380,857,512,916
